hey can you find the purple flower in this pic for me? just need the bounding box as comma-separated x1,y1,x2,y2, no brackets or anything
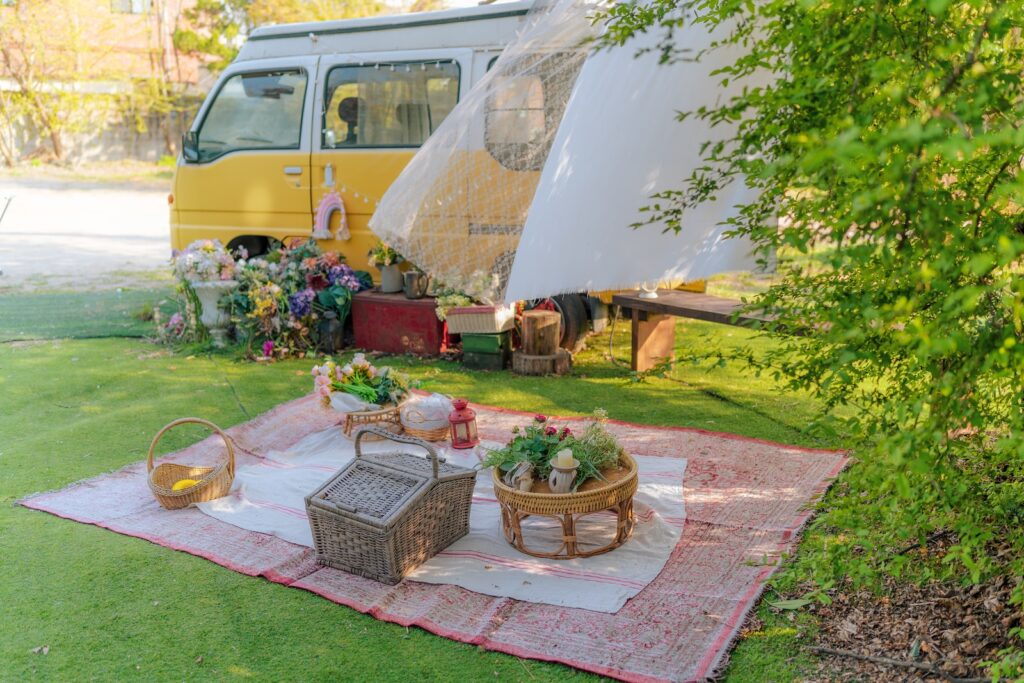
328,264,361,290
262,340,274,357
288,288,316,317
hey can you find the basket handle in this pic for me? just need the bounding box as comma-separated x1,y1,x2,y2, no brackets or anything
147,417,236,479
354,425,442,479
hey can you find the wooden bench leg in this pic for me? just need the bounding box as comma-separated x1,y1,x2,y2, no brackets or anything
631,309,676,372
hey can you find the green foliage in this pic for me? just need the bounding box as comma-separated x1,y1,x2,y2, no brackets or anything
602,0,1024,675
481,411,621,490
173,0,387,74
173,0,251,73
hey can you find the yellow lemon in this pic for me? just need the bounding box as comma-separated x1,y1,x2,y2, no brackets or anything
172,478,199,491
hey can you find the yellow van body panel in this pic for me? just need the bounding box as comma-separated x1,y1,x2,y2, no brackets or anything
310,149,414,273
171,150,312,251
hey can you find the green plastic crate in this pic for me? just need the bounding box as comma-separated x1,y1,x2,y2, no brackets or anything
463,350,510,371
461,332,512,355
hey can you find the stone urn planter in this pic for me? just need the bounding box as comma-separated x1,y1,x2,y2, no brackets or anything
378,264,404,294
191,279,237,347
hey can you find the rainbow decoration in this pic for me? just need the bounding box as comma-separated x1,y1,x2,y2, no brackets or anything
314,191,349,240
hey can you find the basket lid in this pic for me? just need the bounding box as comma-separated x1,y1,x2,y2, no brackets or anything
362,451,476,482
312,459,430,528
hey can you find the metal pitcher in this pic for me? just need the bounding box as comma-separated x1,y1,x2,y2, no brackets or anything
403,271,429,299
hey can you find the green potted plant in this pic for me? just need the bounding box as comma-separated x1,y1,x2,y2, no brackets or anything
367,241,405,294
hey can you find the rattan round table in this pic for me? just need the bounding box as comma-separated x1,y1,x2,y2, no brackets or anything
491,451,639,559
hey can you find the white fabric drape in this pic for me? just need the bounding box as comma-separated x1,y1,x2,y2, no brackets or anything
503,13,766,301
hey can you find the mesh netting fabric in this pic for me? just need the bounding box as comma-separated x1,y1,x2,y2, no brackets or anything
368,0,596,303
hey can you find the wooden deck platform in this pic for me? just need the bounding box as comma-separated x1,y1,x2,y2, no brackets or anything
611,290,769,372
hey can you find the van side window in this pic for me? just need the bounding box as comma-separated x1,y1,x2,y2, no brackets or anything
197,69,307,162
485,75,545,170
322,61,460,148
484,53,585,172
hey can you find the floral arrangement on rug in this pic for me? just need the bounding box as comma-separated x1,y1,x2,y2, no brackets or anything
160,239,372,356
311,353,412,407
481,410,622,491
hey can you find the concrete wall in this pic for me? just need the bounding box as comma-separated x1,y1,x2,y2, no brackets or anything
6,108,197,164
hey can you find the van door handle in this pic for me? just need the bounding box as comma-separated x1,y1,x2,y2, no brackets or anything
324,163,335,187
283,166,303,176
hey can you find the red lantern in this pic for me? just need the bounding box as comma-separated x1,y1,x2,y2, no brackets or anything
448,398,479,449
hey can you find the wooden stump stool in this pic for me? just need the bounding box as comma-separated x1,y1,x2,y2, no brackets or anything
513,310,571,375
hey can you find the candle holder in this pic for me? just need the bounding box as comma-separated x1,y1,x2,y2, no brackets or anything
547,456,579,494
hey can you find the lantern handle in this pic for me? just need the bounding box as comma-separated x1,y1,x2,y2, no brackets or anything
353,425,442,479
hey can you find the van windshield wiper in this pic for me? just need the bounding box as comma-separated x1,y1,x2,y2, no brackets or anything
237,135,273,143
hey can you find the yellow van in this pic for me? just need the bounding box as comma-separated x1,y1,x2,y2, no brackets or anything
170,2,531,272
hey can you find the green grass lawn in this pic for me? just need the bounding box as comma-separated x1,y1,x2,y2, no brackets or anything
0,289,840,682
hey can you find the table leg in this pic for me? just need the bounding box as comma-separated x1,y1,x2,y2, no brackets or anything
631,309,676,372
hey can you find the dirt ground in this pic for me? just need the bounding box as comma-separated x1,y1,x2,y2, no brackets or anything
0,176,172,292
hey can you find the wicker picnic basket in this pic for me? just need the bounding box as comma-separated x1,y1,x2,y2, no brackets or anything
402,424,450,441
147,417,235,510
305,425,477,584
491,450,638,559
341,401,404,440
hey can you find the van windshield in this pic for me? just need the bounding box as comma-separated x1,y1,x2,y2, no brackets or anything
322,61,460,148
197,69,307,161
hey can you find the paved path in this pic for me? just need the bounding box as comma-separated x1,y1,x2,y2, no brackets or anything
0,178,171,291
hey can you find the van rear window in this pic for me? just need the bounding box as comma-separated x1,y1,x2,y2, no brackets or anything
196,69,307,162
322,61,460,149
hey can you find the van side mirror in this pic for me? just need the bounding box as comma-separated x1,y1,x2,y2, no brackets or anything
182,132,199,163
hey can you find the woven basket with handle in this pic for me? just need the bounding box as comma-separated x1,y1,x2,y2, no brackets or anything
147,417,235,510
400,407,450,442
306,425,476,584
341,401,404,440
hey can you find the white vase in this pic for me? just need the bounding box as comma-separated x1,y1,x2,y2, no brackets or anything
379,264,404,293
190,279,237,347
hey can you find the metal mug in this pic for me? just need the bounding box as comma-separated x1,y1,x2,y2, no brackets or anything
403,271,429,299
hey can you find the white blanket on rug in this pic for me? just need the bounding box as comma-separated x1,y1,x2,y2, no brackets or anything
196,427,686,613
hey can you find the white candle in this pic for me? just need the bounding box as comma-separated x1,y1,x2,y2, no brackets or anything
556,448,574,468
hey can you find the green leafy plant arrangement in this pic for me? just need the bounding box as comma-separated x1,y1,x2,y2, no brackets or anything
601,1,1024,677
482,410,621,491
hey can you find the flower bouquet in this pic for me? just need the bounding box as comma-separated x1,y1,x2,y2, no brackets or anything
172,239,238,346
367,241,405,293
173,239,237,283
311,354,413,438
367,241,405,268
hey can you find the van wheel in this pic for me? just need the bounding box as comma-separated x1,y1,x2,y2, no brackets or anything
526,294,589,351
227,236,272,258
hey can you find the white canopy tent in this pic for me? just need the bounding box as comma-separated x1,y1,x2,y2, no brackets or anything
369,0,765,304
503,13,766,301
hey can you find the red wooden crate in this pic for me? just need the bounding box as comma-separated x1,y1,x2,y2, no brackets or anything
352,290,445,356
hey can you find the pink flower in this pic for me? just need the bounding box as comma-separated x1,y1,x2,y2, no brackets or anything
544,426,557,436
559,427,572,441
534,414,547,423
262,340,274,357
